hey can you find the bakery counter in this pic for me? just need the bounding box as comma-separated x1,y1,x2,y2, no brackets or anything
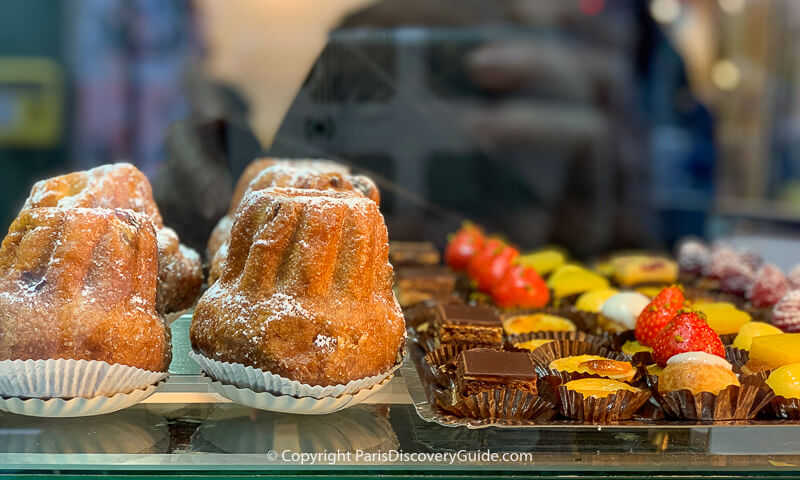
2,373,800,477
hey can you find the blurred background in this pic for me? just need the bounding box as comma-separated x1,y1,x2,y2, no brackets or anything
1,0,799,260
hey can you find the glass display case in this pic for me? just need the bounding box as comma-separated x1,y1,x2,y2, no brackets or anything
2,0,800,478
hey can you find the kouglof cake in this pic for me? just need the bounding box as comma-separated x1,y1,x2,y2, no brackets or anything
207,161,380,284
191,188,405,387
0,208,171,372
20,163,202,315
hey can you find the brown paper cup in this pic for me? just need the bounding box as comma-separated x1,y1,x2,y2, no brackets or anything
767,396,800,420
505,330,610,351
645,375,773,421
423,344,486,387
435,387,555,422
557,385,651,422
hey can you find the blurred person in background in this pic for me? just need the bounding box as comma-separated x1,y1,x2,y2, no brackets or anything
0,0,716,258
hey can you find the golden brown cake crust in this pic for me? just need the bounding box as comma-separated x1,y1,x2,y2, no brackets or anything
208,162,381,283
0,208,171,372
192,187,405,386
227,158,351,215
157,227,203,314
23,163,164,227
20,163,202,314
658,362,740,395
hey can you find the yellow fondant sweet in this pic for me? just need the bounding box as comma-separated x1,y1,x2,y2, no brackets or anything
733,322,783,351
547,265,610,299
549,355,636,382
621,340,653,356
693,302,751,335
766,364,800,399
749,334,800,370
519,249,566,276
564,378,641,398
513,339,554,352
611,255,678,287
503,314,576,335
575,288,619,313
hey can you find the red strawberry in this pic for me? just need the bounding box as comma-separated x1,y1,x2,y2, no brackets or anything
491,264,550,309
747,263,789,308
634,286,685,347
651,310,725,366
472,245,519,293
467,238,506,281
445,222,485,271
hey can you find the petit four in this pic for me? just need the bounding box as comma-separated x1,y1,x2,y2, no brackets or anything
766,364,800,399
395,266,456,307
502,314,576,336
439,305,503,345
601,292,650,331
773,290,800,333
547,265,610,300
732,322,783,351
389,241,441,266
745,334,800,372
574,288,619,313
548,355,636,382
658,352,740,395
519,249,566,276
693,302,751,336
455,348,537,396
611,255,678,287
563,378,642,398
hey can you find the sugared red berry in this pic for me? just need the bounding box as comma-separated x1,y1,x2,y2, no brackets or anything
747,263,789,308
789,264,800,290
677,238,709,275
773,290,800,333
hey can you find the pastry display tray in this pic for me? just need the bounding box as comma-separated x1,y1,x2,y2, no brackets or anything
402,342,800,430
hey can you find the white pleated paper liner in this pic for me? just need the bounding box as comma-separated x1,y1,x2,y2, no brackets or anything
205,374,392,415
190,351,400,399
0,359,169,399
0,380,165,418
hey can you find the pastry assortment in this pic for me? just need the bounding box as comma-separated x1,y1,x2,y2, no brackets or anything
400,222,800,425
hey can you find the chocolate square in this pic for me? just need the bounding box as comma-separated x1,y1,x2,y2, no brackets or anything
439,305,503,346
389,241,441,266
395,266,456,307
456,348,538,396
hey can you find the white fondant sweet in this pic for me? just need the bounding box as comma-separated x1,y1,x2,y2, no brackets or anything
601,292,651,330
667,351,732,370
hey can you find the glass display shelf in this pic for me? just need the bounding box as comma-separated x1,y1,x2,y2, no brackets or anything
3,319,800,478
3,374,800,477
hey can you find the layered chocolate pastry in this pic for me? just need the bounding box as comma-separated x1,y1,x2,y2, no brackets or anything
389,241,441,266
456,348,538,396
395,266,456,307
438,305,503,346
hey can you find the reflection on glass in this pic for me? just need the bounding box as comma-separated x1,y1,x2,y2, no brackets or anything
192,404,398,454
0,408,169,454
